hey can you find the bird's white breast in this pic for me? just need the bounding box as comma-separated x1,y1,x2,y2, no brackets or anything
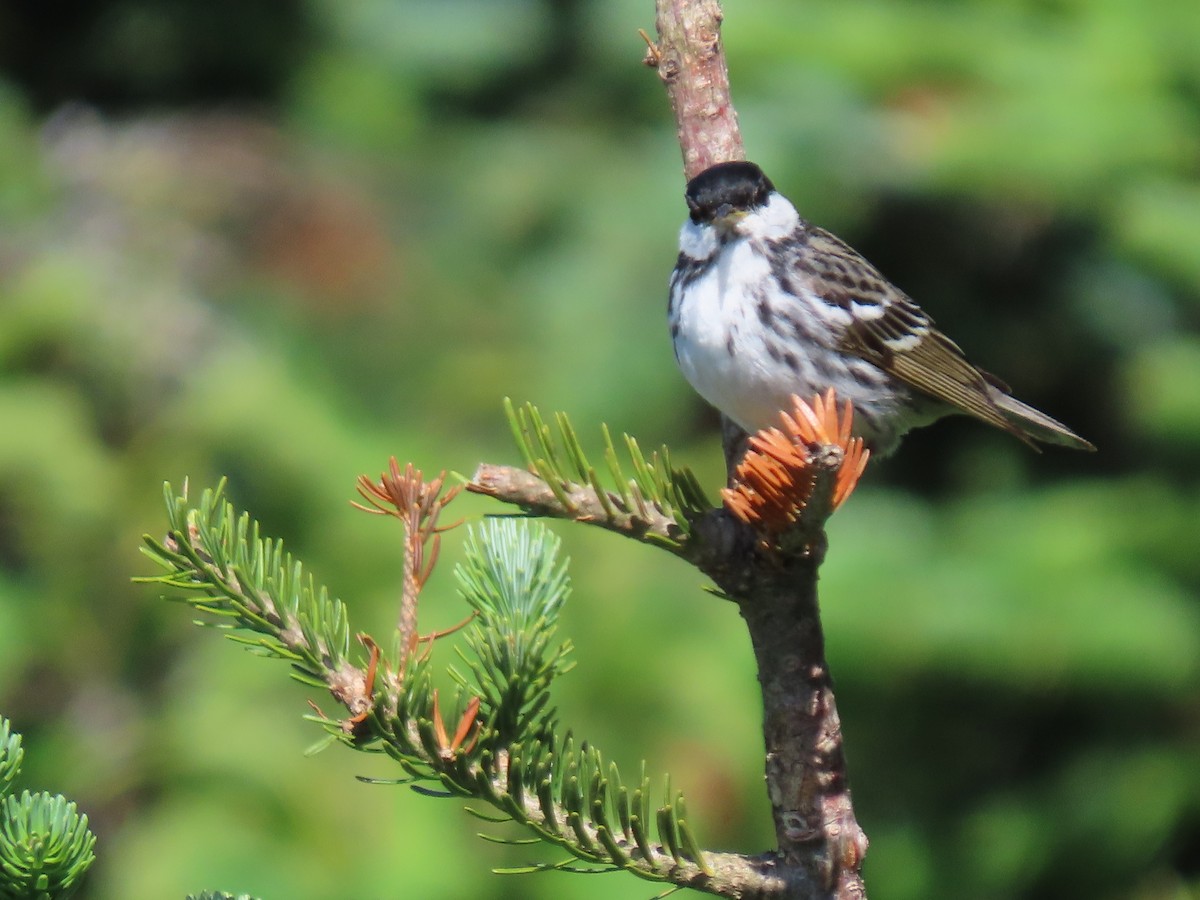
671,238,810,433
671,217,927,446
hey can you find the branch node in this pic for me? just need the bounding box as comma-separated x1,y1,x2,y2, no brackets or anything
638,28,662,67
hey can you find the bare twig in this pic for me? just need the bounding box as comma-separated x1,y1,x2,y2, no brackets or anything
649,0,745,179
354,459,462,656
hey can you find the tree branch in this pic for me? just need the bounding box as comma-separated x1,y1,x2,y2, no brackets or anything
470,464,686,549
647,0,745,179
651,1,870,894
469,423,868,896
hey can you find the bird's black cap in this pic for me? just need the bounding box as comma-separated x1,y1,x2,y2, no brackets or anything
684,161,775,223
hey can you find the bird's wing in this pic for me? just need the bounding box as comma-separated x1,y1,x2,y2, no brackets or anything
799,227,1031,442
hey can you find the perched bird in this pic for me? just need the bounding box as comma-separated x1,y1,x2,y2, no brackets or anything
668,160,1094,456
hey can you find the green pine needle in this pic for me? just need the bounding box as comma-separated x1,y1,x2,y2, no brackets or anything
476,832,542,846
501,400,712,539
463,806,513,824
0,719,22,798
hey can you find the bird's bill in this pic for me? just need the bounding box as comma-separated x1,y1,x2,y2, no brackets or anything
714,208,748,235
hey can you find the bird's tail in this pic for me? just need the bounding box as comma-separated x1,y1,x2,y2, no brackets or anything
987,389,1096,452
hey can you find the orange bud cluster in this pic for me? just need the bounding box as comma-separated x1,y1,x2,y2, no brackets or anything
722,390,869,534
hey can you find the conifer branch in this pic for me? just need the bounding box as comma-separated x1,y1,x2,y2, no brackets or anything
141,483,766,896
140,387,872,898
0,717,97,900
471,396,867,566
491,400,711,546
138,480,364,722
474,392,872,896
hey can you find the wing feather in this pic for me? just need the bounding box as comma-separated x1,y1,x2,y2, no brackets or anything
797,226,1032,442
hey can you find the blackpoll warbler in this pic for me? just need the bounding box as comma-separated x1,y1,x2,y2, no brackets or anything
668,161,1094,456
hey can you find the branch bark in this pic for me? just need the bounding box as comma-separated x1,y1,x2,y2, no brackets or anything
648,0,745,179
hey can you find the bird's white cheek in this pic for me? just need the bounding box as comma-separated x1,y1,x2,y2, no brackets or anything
737,193,802,241
678,220,719,259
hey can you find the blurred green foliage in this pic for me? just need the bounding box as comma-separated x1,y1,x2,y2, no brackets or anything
0,0,1198,898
